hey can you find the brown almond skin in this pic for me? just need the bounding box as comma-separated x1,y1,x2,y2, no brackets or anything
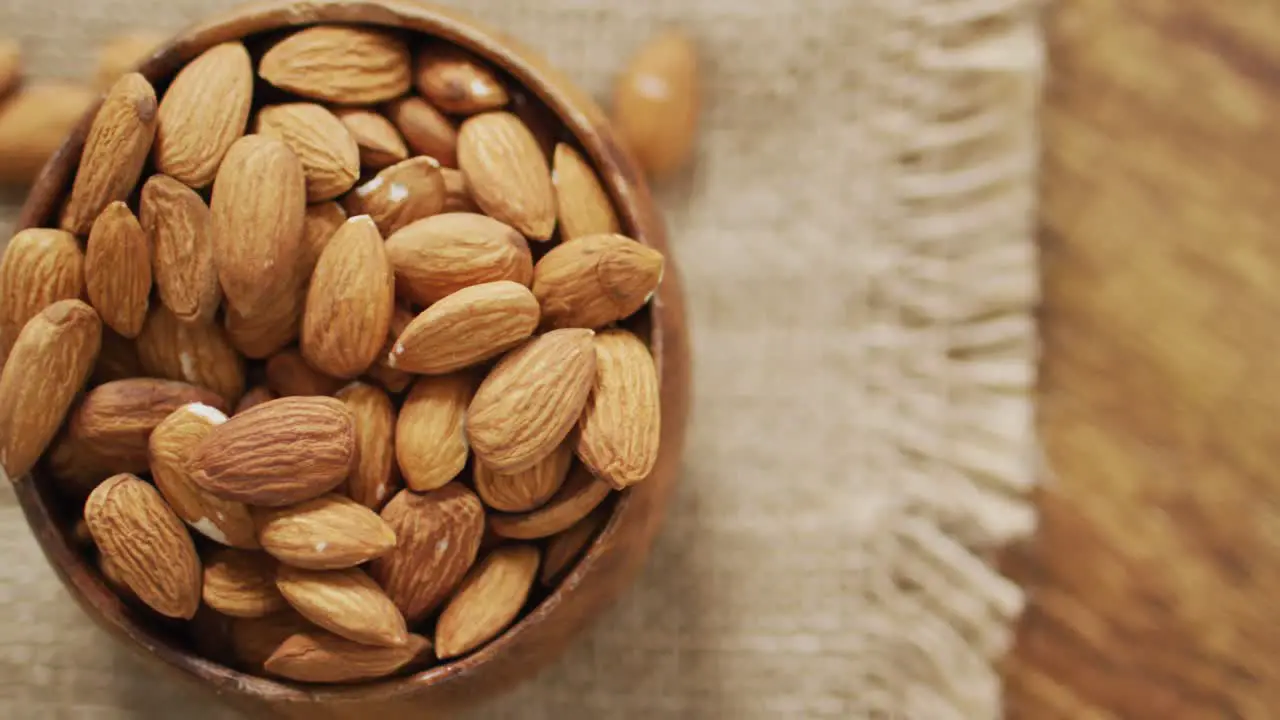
84,201,152,339
335,108,408,170
612,30,700,178
154,42,253,188
540,505,608,586
265,631,429,684
0,301,101,481
365,305,415,395
61,72,157,235
440,168,478,213
576,329,661,489
234,386,277,415
257,493,397,570
383,95,457,166
434,544,540,659
92,328,143,385
260,27,411,105
265,348,343,398
85,474,202,619
385,213,532,307
336,382,400,509
0,228,85,367
467,329,597,474
276,565,409,648
301,216,395,379
342,156,446,236
389,281,539,375
458,111,555,240
489,463,613,540
188,396,356,507
63,378,227,481
140,174,221,324
211,134,306,317
202,548,288,618
231,611,315,670
135,305,246,407
475,437,574,513
532,233,664,330
371,486,485,624
553,143,621,242
300,202,347,278
396,373,473,492
224,286,304,360
257,103,360,202
413,45,509,115
149,403,258,549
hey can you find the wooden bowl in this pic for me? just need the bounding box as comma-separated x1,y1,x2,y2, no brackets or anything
11,1,690,716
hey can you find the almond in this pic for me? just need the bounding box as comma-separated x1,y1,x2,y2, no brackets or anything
576,329,660,489
342,156,445,236
223,283,303,359
230,611,315,670
540,505,608,586
413,45,509,115
385,212,532,307
234,385,276,415
364,305,415,395
396,373,472,492
265,631,429,683
84,202,151,339
553,143,620,242
258,493,396,570
336,382,400,509
154,42,253,188
149,402,258,548
202,548,288,618
265,348,343,397
0,228,84,367
383,95,457,166
135,305,246,406
389,281,539,375
0,300,100,481
276,565,408,647
188,396,356,507
60,73,157,235
458,112,555,240
475,437,573,513
95,33,164,91
335,108,408,170
300,201,347,277
467,329,596,474
0,83,96,186
441,167,478,212
301,216,395,378
97,551,137,601
64,378,226,479
140,174,221,324
532,233,664,330
612,30,700,178
256,103,360,202
211,134,306,316
85,473,202,619
92,328,143,385
260,27,411,105
489,463,613,539
371,485,484,624
434,544,539,659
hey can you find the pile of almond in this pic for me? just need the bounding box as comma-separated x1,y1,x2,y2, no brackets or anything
0,25,664,684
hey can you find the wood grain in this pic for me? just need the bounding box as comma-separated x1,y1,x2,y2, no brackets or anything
1005,1,1280,717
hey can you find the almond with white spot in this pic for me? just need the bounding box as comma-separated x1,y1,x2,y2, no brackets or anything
342,156,445,236
413,45,509,114
136,305,245,407
258,493,397,570
149,402,258,548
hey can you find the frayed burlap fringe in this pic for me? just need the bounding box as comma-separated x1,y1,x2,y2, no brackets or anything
0,0,1041,717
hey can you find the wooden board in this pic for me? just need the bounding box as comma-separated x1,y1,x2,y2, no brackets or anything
1004,0,1280,717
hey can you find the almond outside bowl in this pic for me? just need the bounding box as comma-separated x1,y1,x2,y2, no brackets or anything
9,1,690,716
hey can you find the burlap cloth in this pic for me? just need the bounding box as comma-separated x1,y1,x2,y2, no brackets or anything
0,0,1043,717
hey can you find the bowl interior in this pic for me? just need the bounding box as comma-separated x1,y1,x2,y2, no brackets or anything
12,0,685,710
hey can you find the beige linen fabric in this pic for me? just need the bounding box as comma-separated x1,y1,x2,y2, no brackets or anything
0,0,1043,717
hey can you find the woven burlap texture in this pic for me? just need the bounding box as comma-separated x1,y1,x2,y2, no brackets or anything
0,0,1042,717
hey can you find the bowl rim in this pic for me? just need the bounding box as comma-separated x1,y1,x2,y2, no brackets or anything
11,0,689,707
